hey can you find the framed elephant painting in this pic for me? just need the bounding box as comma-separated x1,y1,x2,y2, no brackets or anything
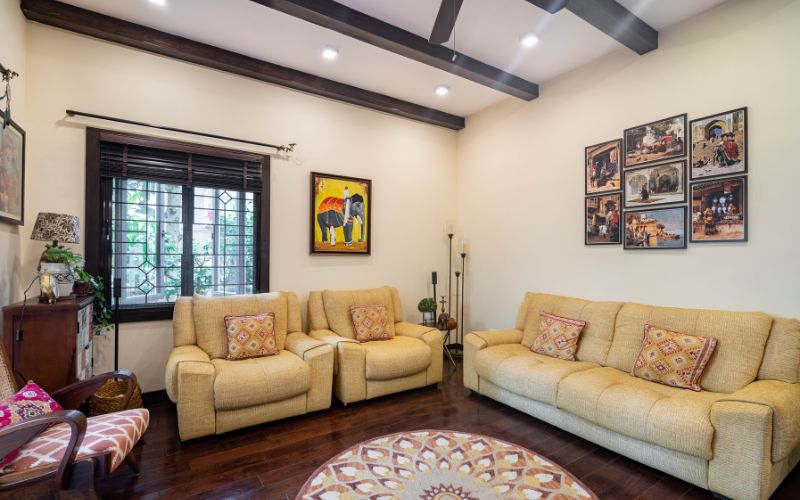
310,172,371,254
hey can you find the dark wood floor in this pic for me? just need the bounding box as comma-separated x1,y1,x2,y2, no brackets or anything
9,361,800,499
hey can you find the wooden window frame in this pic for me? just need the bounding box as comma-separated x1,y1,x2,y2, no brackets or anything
85,128,270,322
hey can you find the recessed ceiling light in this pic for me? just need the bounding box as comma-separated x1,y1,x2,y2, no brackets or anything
149,0,166,6
435,85,450,97
520,33,540,48
322,46,339,61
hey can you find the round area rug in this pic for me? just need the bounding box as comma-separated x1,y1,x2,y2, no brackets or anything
296,429,597,499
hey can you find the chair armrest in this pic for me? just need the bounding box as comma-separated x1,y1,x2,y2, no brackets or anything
395,321,436,339
467,329,524,348
286,332,333,413
175,360,215,441
309,329,359,347
51,371,137,410
463,329,523,392
165,345,211,403
285,331,331,361
0,410,87,488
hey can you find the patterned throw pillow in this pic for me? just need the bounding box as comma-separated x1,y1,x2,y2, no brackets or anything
631,324,718,391
224,312,279,360
349,305,395,343
0,382,63,469
531,312,587,361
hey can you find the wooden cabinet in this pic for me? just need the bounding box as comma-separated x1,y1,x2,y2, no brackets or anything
1,296,94,393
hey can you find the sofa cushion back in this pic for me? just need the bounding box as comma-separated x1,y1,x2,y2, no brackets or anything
320,286,402,339
758,317,800,383
192,292,295,359
173,297,196,347
606,303,773,393
307,291,330,331
518,293,622,365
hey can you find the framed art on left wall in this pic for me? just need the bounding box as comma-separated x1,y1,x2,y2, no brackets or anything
310,172,372,254
0,119,25,225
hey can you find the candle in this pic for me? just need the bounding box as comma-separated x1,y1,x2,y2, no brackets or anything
460,239,465,253
445,221,454,235
432,271,438,285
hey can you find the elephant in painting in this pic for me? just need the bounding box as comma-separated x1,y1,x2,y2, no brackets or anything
317,193,366,245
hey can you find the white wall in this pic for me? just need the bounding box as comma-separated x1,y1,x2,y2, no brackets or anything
0,0,27,307
23,24,457,391
457,0,800,332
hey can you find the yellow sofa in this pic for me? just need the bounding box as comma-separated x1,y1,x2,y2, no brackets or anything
464,292,800,500
307,286,443,405
165,292,333,441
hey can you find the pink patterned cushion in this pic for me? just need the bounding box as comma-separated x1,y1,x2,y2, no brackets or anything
1,408,149,474
349,305,395,342
0,382,63,468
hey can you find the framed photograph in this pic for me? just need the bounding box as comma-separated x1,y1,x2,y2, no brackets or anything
624,114,687,168
690,107,747,180
585,193,621,245
310,172,371,254
0,119,25,225
624,206,687,250
585,139,622,195
623,160,686,209
690,176,747,242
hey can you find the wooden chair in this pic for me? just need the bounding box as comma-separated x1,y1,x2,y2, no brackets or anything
0,344,148,491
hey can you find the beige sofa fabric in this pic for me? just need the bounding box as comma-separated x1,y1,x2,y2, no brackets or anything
166,292,333,441
606,303,773,393
465,291,800,500
309,286,442,405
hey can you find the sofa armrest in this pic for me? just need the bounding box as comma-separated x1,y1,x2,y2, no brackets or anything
395,321,436,338
165,345,211,403
309,329,359,348
286,331,333,413
463,329,523,392
175,359,215,441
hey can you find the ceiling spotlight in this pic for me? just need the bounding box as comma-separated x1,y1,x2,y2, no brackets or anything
148,0,167,6
322,46,339,61
520,33,540,48
435,85,450,97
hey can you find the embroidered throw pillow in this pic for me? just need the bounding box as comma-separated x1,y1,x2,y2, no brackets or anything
224,312,279,360
531,312,587,361
349,305,395,343
0,382,63,469
631,324,718,391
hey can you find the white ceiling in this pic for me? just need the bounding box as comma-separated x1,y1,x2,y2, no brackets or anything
56,0,729,118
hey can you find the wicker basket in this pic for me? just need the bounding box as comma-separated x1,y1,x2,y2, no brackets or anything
89,379,143,416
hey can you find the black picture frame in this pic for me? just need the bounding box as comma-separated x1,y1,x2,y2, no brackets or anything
689,107,748,181
624,113,687,169
623,206,688,250
623,160,687,209
585,138,622,195
689,175,748,243
585,193,622,246
0,118,25,226
310,172,372,255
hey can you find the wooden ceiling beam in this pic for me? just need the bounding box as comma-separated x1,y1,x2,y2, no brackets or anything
20,0,465,130
251,0,540,101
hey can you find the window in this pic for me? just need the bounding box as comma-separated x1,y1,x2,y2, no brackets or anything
85,129,269,321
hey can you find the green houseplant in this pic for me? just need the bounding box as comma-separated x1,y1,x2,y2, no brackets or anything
39,245,83,297
73,268,113,334
417,297,437,325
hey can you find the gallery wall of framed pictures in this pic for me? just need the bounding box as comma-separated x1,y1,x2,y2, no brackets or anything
585,107,748,248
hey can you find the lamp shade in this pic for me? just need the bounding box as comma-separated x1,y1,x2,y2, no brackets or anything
30,212,80,244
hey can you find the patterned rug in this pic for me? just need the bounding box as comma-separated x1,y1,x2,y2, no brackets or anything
296,429,597,499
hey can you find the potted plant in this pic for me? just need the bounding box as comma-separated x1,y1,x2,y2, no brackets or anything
38,245,83,297
73,268,113,335
417,297,437,326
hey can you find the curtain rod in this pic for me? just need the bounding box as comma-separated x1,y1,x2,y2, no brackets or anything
65,109,296,153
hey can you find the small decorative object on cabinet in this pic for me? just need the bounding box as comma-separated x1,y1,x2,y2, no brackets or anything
30,212,82,297
1,296,94,393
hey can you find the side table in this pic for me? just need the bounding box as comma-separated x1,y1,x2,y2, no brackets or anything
422,322,457,368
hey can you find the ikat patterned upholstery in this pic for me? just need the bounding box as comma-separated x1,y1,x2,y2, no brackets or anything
1,408,148,474
631,325,718,391
349,305,395,342
0,382,63,469
224,313,278,360
531,312,586,361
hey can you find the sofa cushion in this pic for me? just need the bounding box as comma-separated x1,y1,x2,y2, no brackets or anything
475,343,599,405
606,303,773,393
211,351,310,410
224,313,279,360
350,305,395,342
631,325,717,391
557,367,725,459
362,336,431,380
518,293,622,365
531,312,586,361
758,317,800,384
194,293,290,359
322,287,398,339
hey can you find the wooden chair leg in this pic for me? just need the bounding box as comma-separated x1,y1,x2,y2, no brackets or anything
125,453,140,475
